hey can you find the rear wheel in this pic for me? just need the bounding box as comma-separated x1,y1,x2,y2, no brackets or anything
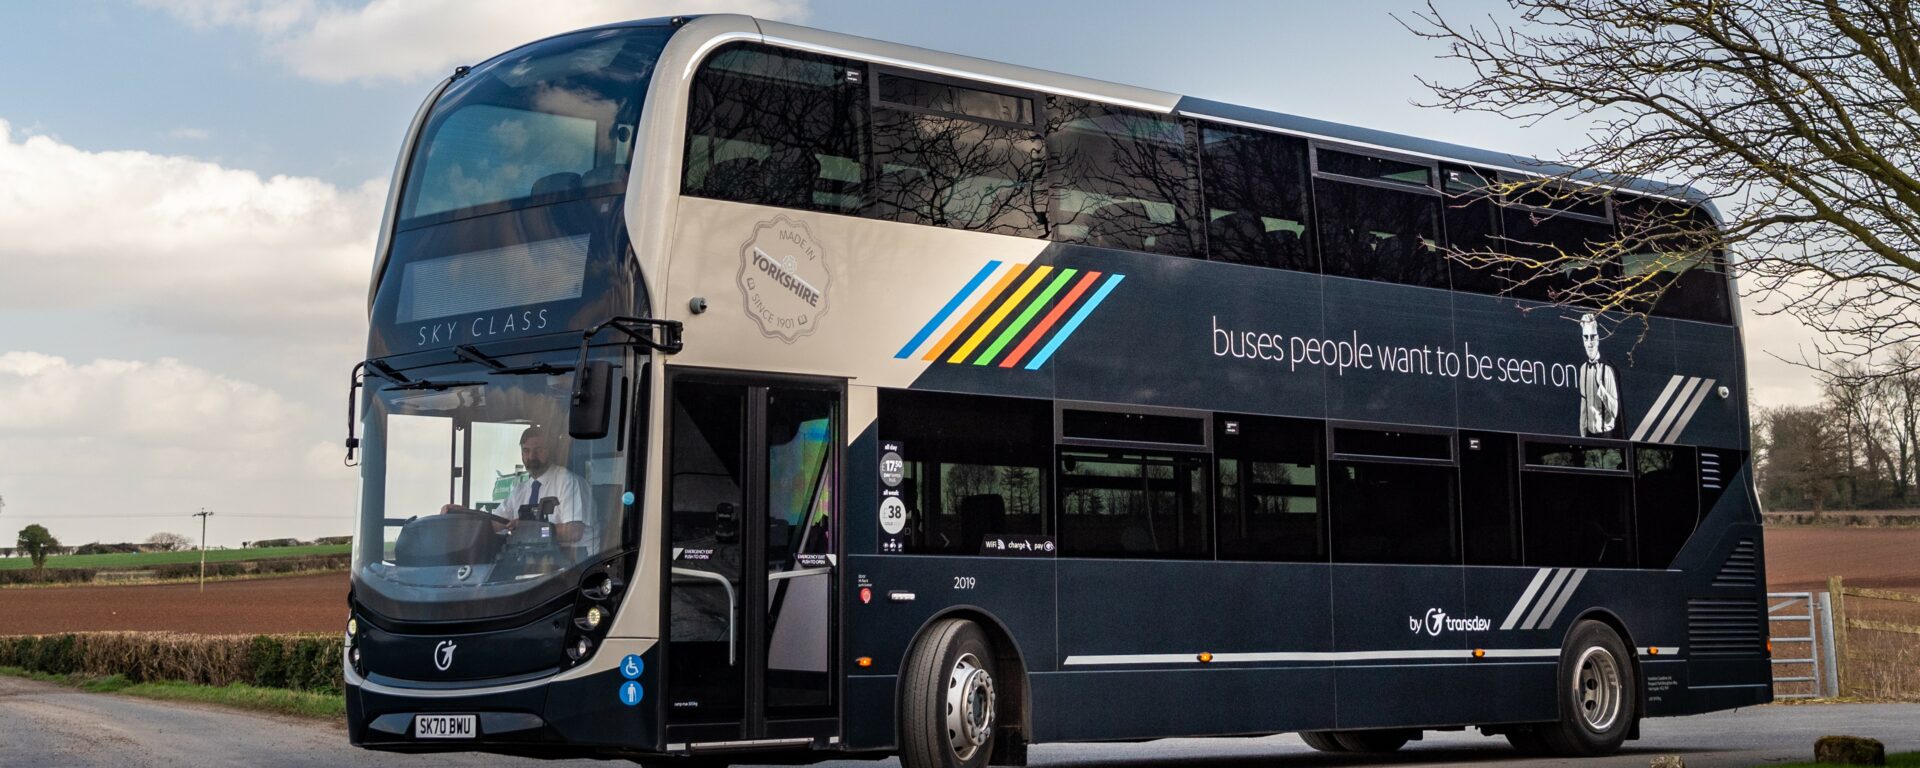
1535,620,1637,756
900,619,998,768
1331,729,1413,753
1298,731,1347,752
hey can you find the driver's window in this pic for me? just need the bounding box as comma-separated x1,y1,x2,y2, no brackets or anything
382,414,454,558
471,421,530,514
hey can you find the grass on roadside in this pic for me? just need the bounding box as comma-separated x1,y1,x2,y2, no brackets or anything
0,665,344,719
1760,752,1920,768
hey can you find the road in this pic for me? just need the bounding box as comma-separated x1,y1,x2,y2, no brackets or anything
1,675,1914,767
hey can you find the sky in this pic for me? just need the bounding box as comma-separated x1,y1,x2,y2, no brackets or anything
0,0,1824,549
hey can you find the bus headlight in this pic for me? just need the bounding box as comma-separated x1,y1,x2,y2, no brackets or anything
569,637,593,661
579,606,605,631
346,617,358,643
582,572,617,602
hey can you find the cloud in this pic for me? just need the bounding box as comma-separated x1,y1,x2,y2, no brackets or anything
0,119,381,338
143,0,811,84
0,352,357,545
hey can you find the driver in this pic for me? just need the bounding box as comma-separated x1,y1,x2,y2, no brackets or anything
444,426,593,545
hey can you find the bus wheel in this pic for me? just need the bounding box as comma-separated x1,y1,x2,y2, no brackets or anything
1331,729,1413,753
1297,731,1347,752
901,619,997,768
1539,620,1637,756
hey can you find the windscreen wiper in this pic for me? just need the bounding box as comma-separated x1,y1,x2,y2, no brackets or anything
380,378,487,392
454,344,569,376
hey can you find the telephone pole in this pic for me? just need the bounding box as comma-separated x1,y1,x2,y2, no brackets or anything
194,508,214,592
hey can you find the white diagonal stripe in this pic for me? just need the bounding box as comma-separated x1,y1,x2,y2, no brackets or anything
1537,568,1589,629
1647,377,1702,446
1501,568,1555,630
1631,375,1686,442
1656,378,1716,444
1521,568,1573,630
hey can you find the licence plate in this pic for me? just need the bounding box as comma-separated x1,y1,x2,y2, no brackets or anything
414,714,477,739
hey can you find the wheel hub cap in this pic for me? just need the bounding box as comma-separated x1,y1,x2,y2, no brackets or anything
945,652,996,761
1574,645,1623,732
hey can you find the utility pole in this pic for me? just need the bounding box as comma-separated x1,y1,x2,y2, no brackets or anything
194,508,214,592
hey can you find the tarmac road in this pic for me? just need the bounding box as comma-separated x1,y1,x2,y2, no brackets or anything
1,675,1914,768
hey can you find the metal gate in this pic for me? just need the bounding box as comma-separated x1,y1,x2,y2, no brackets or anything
1767,591,1839,699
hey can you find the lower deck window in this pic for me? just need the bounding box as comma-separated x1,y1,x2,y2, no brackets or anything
878,391,1050,555
1329,460,1457,564
1058,449,1210,558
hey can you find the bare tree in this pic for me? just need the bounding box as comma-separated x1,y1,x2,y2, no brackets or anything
145,532,193,552
1406,1,1920,370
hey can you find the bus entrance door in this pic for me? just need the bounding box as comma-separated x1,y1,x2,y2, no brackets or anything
664,376,841,747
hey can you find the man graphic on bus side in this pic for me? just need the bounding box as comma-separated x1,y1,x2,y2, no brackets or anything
1578,313,1622,438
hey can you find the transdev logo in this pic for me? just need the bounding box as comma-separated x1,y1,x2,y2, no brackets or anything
894,260,1124,370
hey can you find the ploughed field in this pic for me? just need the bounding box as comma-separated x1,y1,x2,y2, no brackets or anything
0,528,1911,635
0,572,349,635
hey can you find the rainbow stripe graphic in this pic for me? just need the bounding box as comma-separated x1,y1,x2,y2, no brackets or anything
894,260,1125,370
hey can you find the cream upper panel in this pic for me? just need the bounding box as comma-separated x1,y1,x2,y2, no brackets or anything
662,196,1049,387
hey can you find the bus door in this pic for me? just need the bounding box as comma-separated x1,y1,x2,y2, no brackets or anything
664,375,841,744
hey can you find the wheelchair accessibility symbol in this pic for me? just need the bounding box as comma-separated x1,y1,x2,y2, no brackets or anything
620,654,644,680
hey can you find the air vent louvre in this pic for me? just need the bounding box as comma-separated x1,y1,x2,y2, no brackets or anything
1700,450,1725,491
1688,598,1764,657
1711,539,1759,587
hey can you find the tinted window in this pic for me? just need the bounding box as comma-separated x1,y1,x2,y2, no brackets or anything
1059,449,1209,558
684,44,866,214
1460,432,1520,566
878,391,1050,555
869,74,1046,237
1329,460,1458,564
1216,415,1325,562
1315,179,1447,287
402,27,672,222
1061,409,1207,446
1441,166,1507,294
1333,427,1452,461
1317,149,1432,187
1200,124,1316,271
1522,441,1633,567
1635,445,1700,569
1045,97,1199,255
1501,189,1616,303
1618,198,1731,323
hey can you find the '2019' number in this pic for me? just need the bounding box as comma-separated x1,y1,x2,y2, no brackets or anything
952,576,976,590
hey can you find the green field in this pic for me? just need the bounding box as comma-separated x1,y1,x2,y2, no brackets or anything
0,544,350,571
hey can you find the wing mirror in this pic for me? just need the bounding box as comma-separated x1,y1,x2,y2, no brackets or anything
569,360,613,440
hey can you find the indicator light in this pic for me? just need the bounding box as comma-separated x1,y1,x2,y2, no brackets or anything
1197,652,1213,663
1472,648,1486,658
1649,647,1660,656
856,656,873,668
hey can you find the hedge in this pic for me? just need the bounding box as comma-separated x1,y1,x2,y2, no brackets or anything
0,568,97,586
147,553,351,580
0,633,342,694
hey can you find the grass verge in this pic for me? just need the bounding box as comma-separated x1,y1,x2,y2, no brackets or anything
0,665,344,719
0,544,351,571
1759,752,1920,768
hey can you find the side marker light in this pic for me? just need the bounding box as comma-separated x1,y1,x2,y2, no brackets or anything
856,656,873,668
1473,648,1486,659
1649,647,1660,656
1197,652,1213,663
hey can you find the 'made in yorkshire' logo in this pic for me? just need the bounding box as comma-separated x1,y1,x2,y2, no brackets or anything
738,215,831,343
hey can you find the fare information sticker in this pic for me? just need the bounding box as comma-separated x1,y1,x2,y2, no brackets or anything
879,440,907,553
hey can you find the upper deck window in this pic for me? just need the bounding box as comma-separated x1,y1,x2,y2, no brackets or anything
868,71,1046,236
1618,198,1732,323
399,26,672,225
1200,125,1316,272
1044,97,1200,256
683,44,867,214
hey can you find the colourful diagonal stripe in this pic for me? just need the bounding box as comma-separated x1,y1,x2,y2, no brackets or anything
1023,274,1124,370
946,265,1053,363
923,263,1023,362
895,260,1001,359
1000,270,1101,369
974,268,1077,365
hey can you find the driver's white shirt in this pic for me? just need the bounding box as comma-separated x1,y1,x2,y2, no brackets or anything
499,465,594,545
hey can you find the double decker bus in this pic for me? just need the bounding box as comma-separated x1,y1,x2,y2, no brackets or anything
345,14,1769,767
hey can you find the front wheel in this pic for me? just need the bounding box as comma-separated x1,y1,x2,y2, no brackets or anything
900,619,998,768
1535,620,1637,756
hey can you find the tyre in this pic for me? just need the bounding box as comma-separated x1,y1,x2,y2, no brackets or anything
900,619,998,768
1537,620,1637,756
1331,729,1413,753
1298,731,1347,752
